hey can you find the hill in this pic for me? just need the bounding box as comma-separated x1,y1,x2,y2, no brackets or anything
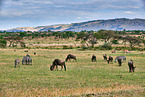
7,18,145,32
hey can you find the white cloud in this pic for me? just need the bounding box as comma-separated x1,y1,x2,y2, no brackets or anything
0,0,145,30
124,11,135,14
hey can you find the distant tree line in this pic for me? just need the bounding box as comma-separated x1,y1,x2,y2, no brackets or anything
0,29,145,50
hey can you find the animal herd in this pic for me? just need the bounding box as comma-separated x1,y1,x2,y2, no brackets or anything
102,54,135,72
15,54,32,67
14,52,136,73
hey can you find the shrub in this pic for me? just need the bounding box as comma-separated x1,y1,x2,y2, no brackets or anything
63,45,68,49
0,39,7,48
99,43,112,50
69,45,73,49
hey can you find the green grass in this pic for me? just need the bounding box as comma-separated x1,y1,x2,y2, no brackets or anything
0,49,145,96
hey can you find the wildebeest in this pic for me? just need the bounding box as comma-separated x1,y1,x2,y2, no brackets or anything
103,54,107,61
92,55,96,62
117,57,122,66
15,59,20,67
34,52,36,55
65,54,77,62
107,56,113,64
128,60,136,72
50,59,66,71
115,56,126,62
22,55,32,65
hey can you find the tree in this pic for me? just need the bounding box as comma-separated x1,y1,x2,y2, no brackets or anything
19,32,26,37
97,30,115,43
0,39,7,48
76,31,98,48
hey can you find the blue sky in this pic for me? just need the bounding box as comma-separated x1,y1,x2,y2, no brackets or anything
0,0,145,30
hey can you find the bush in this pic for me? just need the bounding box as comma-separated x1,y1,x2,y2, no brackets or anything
69,45,73,49
82,46,88,50
99,43,112,50
0,39,7,48
63,45,68,49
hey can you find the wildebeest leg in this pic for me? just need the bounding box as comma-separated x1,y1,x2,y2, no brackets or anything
63,62,66,71
129,65,132,72
107,60,109,64
18,62,20,67
130,65,133,72
61,65,63,71
26,60,27,65
15,63,17,67
22,60,24,65
133,67,135,72
119,61,122,66
56,65,58,71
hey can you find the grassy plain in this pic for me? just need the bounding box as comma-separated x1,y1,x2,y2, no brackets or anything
0,49,145,97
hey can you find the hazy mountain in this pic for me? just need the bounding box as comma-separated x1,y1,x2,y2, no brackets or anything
6,18,145,32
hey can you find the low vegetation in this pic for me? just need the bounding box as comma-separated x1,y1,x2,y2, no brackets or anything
0,49,144,96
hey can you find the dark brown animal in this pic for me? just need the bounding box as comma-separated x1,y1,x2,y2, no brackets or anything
65,54,77,62
107,56,113,64
117,57,122,66
34,52,36,55
92,55,96,62
15,59,20,67
103,54,107,61
50,59,66,71
128,60,136,72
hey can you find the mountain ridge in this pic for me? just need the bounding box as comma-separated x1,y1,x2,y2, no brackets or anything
6,18,145,32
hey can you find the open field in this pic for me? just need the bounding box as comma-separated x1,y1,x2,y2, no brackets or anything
0,49,145,96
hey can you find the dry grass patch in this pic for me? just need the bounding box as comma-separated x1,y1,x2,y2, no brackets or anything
2,85,143,97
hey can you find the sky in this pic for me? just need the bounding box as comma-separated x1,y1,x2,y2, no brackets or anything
0,0,145,30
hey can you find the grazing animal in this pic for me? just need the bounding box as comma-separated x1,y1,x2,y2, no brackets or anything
128,60,136,72
50,59,66,71
15,59,20,67
107,56,113,64
22,55,32,65
103,54,107,61
115,56,126,62
65,54,77,62
117,57,122,66
92,55,96,62
34,52,36,55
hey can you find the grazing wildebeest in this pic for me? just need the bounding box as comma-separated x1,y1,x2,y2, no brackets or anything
50,59,66,71
65,54,77,62
107,56,113,64
117,57,122,66
128,60,136,72
34,52,36,55
103,54,107,61
15,59,20,67
22,56,32,65
115,56,126,62
92,55,96,62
